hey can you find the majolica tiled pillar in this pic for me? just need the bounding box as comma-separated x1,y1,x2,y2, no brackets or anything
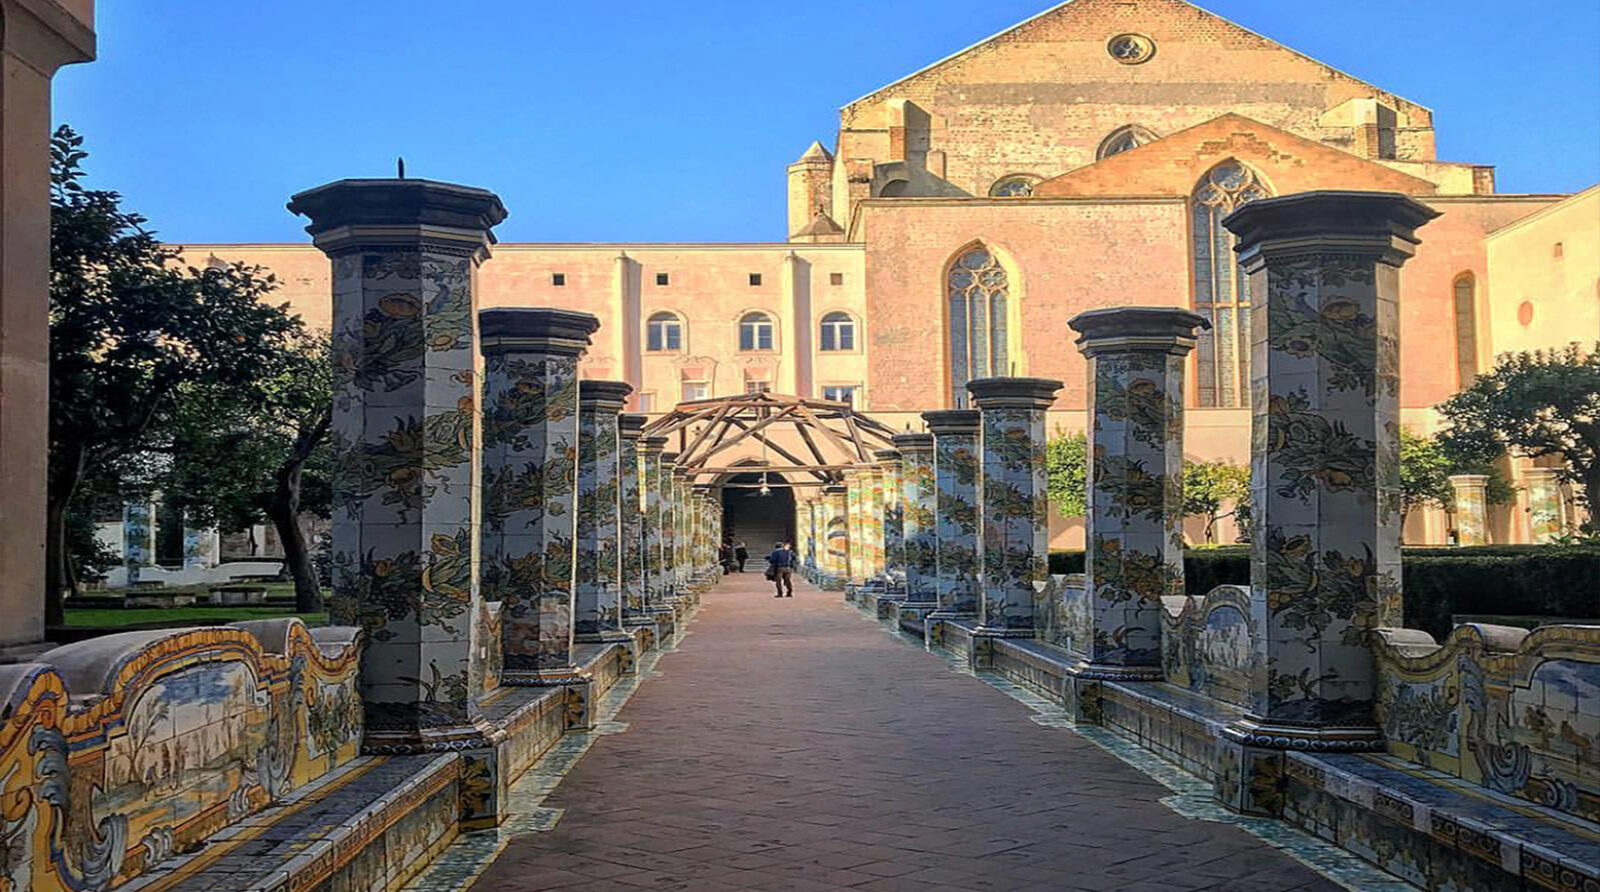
618,414,649,622
673,468,691,591
1448,474,1488,546
1523,468,1565,544
659,452,680,599
968,377,1063,638
845,468,865,587
122,500,155,586
822,484,850,589
924,410,982,619
575,380,632,643
290,177,504,753
1220,191,1437,783
802,498,819,576
876,450,906,593
893,432,938,603
639,437,667,605
1069,310,1205,677
478,308,600,684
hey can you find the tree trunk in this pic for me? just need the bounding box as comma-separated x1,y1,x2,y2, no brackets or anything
270,458,322,613
44,445,87,628
1581,467,1600,534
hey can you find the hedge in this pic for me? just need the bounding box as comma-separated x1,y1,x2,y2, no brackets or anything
1047,545,1600,641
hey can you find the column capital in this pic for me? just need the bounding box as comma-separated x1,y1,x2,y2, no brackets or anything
480,308,599,357
967,376,1063,410
822,484,848,496
288,178,507,260
922,409,980,436
891,432,935,452
1223,190,1440,272
873,448,902,464
660,451,679,466
639,435,667,454
1069,307,1210,357
1447,474,1489,486
618,413,648,440
579,379,634,413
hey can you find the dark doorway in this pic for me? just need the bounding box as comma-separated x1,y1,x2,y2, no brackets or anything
721,472,796,561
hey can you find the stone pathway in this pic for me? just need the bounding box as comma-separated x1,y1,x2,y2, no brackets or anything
467,574,1354,892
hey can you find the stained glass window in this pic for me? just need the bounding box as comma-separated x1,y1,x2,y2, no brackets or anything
1098,125,1157,159
947,246,1011,407
990,176,1036,198
1191,161,1270,407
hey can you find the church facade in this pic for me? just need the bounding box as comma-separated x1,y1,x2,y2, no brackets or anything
187,0,1597,545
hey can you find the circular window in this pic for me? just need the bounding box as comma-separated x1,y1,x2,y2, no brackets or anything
1107,33,1155,65
989,175,1039,198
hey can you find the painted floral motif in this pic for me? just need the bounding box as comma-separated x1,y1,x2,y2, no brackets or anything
1092,448,1179,524
977,402,1052,631
1262,528,1389,647
329,530,472,642
332,402,473,522
934,432,981,615
1094,354,1177,448
1090,536,1182,606
1265,257,1380,397
575,403,623,635
482,357,579,450
1263,389,1376,501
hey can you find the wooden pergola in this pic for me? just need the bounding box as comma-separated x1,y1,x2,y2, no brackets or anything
642,392,898,485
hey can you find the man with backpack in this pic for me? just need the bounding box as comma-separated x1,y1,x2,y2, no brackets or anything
765,541,796,598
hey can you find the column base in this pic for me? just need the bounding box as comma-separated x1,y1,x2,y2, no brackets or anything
1219,716,1386,753
575,627,635,645
1067,661,1166,682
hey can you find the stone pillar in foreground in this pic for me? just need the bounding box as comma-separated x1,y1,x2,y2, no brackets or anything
822,484,850,589
1219,191,1436,783
876,449,905,593
924,410,981,619
575,380,632,643
968,377,1063,638
639,436,667,605
1523,468,1565,543
618,414,649,622
291,177,503,752
893,432,938,603
1069,309,1205,676
478,308,599,683
1448,474,1488,547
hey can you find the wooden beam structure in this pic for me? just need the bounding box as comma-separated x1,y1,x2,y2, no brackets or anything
641,392,897,483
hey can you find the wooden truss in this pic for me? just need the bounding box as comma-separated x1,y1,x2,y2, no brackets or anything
642,392,898,483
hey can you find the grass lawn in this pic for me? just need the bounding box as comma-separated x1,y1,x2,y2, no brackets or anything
64,606,328,628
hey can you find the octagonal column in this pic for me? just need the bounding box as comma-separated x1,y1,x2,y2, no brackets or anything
1069,310,1205,675
1523,468,1566,543
290,177,503,750
675,469,692,589
576,380,632,643
924,410,981,618
639,437,667,605
845,468,865,586
969,377,1063,637
822,483,850,589
1221,191,1437,766
659,452,680,599
478,308,600,683
876,450,905,593
893,433,938,602
618,414,649,621
1448,474,1488,546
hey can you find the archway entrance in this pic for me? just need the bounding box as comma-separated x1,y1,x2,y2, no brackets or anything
720,472,795,567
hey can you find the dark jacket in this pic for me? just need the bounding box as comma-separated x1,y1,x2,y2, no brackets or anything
766,548,796,568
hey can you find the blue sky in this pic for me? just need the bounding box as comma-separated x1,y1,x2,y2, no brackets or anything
55,0,1600,245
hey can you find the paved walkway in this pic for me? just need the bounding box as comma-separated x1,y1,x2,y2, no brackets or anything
469,574,1345,892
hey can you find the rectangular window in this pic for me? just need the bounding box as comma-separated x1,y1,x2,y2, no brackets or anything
552,273,566,286
744,380,771,394
656,272,670,286
682,382,709,401
822,385,857,405
830,272,844,286
637,392,656,413
749,273,762,286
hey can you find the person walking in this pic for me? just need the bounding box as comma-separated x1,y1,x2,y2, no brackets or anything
765,541,795,598
734,540,748,573
718,541,733,575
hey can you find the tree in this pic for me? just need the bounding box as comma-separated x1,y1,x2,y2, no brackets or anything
1399,427,1456,526
48,126,300,622
1182,460,1250,543
161,332,332,611
1437,344,1600,518
1046,430,1087,517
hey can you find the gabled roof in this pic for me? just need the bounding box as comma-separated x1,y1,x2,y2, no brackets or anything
797,141,833,162
842,0,1428,116
1033,113,1438,198
792,211,845,238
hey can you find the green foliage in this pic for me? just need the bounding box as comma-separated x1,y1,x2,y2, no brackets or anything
1399,427,1456,518
1182,460,1250,542
64,606,327,630
1045,429,1088,517
48,125,303,618
1438,343,1600,515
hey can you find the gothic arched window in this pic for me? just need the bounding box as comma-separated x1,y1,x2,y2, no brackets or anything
946,245,1011,406
989,175,1038,198
819,312,855,351
646,311,682,352
1191,161,1270,407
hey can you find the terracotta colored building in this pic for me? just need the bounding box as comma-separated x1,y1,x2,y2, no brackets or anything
186,0,1596,545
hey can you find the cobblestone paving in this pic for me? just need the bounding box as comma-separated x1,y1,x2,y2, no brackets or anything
468,575,1359,892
